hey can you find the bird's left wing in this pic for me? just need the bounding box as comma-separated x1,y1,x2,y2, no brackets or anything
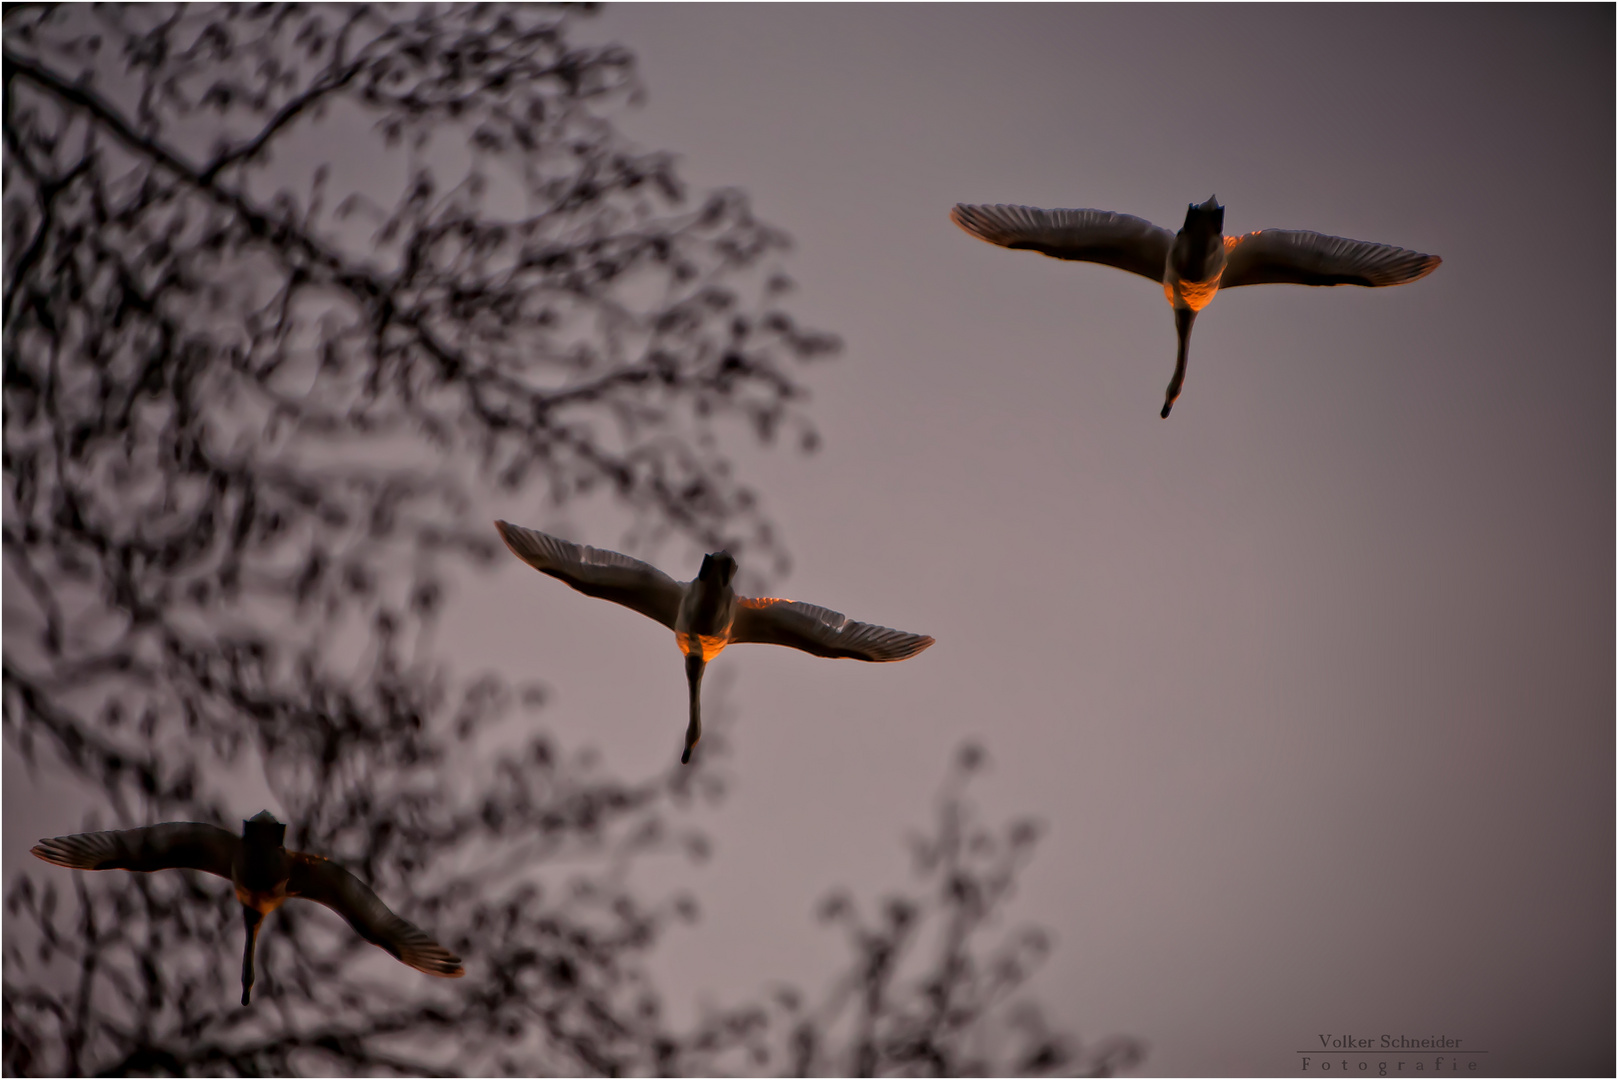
1221,230,1441,288
950,203,1174,282
730,598,934,662
31,823,238,878
288,852,465,978
495,520,684,629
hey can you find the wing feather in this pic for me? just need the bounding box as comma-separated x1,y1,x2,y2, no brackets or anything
951,203,1173,282
731,598,934,662
1221,229,1440,288
31,823,238,878
288,853,464,978
495,520,683,629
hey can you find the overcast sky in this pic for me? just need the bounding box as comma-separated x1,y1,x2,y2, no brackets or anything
6,5,1611,1076
473,6,1611,1075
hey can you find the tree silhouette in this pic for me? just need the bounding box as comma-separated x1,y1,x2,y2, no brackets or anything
676,743,1146,1078
3,5,1142,1074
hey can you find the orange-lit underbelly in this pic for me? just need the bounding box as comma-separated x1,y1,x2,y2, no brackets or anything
677,632,730,661
1164,274,1222,312
235,885,288,915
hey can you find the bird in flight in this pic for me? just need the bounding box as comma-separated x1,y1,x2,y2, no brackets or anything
31,811,464,1005
950,196,1441,417
495,520,934,764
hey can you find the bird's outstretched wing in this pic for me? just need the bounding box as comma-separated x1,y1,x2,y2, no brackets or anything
31,823,238,878
495,520,684,629
288,852,465,978
950,203,1174,282
731,598,934,662
1221,230,1441,288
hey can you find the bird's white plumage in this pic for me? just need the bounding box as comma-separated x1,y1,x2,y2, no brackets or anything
949,197,1441,416
289,853,464,978
31,821,465,983
31,823,238,877
495,521,934,663
493,521,934,761
731,598,935,662
951,203,1174,282
495,519,684,629
1222,229,1441,288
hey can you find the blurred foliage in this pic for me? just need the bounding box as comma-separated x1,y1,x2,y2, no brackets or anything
679,744,1145,1078
2,4,1139,1074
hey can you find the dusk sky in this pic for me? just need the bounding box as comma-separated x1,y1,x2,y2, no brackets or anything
5,5,1612,1076
544,6,1610,1074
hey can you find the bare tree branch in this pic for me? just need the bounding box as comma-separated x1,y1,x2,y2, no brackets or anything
3,5,1135,1075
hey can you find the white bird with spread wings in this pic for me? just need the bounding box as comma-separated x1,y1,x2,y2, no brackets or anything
32,811,464,1005
495,521,934,764
951,196,1441,417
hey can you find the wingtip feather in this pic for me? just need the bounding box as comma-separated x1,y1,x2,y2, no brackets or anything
407,939,465,977
416,950,466,978
494,519,551,569
949,203,995,243
864,629,934,662
32,837,99,870
379,921,466,979
900,634,936,660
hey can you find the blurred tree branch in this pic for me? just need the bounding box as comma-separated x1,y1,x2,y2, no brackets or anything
2,4,1139,1075
676,744,1145,1078
3,3,821,1071
3,0,829,827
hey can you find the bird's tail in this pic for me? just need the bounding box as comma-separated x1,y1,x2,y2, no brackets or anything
682,655,705,765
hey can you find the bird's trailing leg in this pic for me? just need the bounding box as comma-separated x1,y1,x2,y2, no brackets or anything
682,654,705,765
240,906,263,1006
1162,307,1197,418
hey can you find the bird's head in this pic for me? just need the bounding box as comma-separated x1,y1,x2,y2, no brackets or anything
242,810,286,848
1182,195,1224,235
698,551,738,587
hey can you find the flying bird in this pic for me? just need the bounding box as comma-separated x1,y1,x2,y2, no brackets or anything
31,811,464,1005
950,196,1441,417
494,520,934,764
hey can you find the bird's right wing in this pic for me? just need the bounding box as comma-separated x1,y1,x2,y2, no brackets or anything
31,823,238,879
288,853,465,978
1220,230,1441,288
950,203,1173,282
494,520,684,629
730,598,935,662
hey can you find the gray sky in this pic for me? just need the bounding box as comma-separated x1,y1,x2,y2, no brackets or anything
461,5,1610,1075
6,5,1610,1076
